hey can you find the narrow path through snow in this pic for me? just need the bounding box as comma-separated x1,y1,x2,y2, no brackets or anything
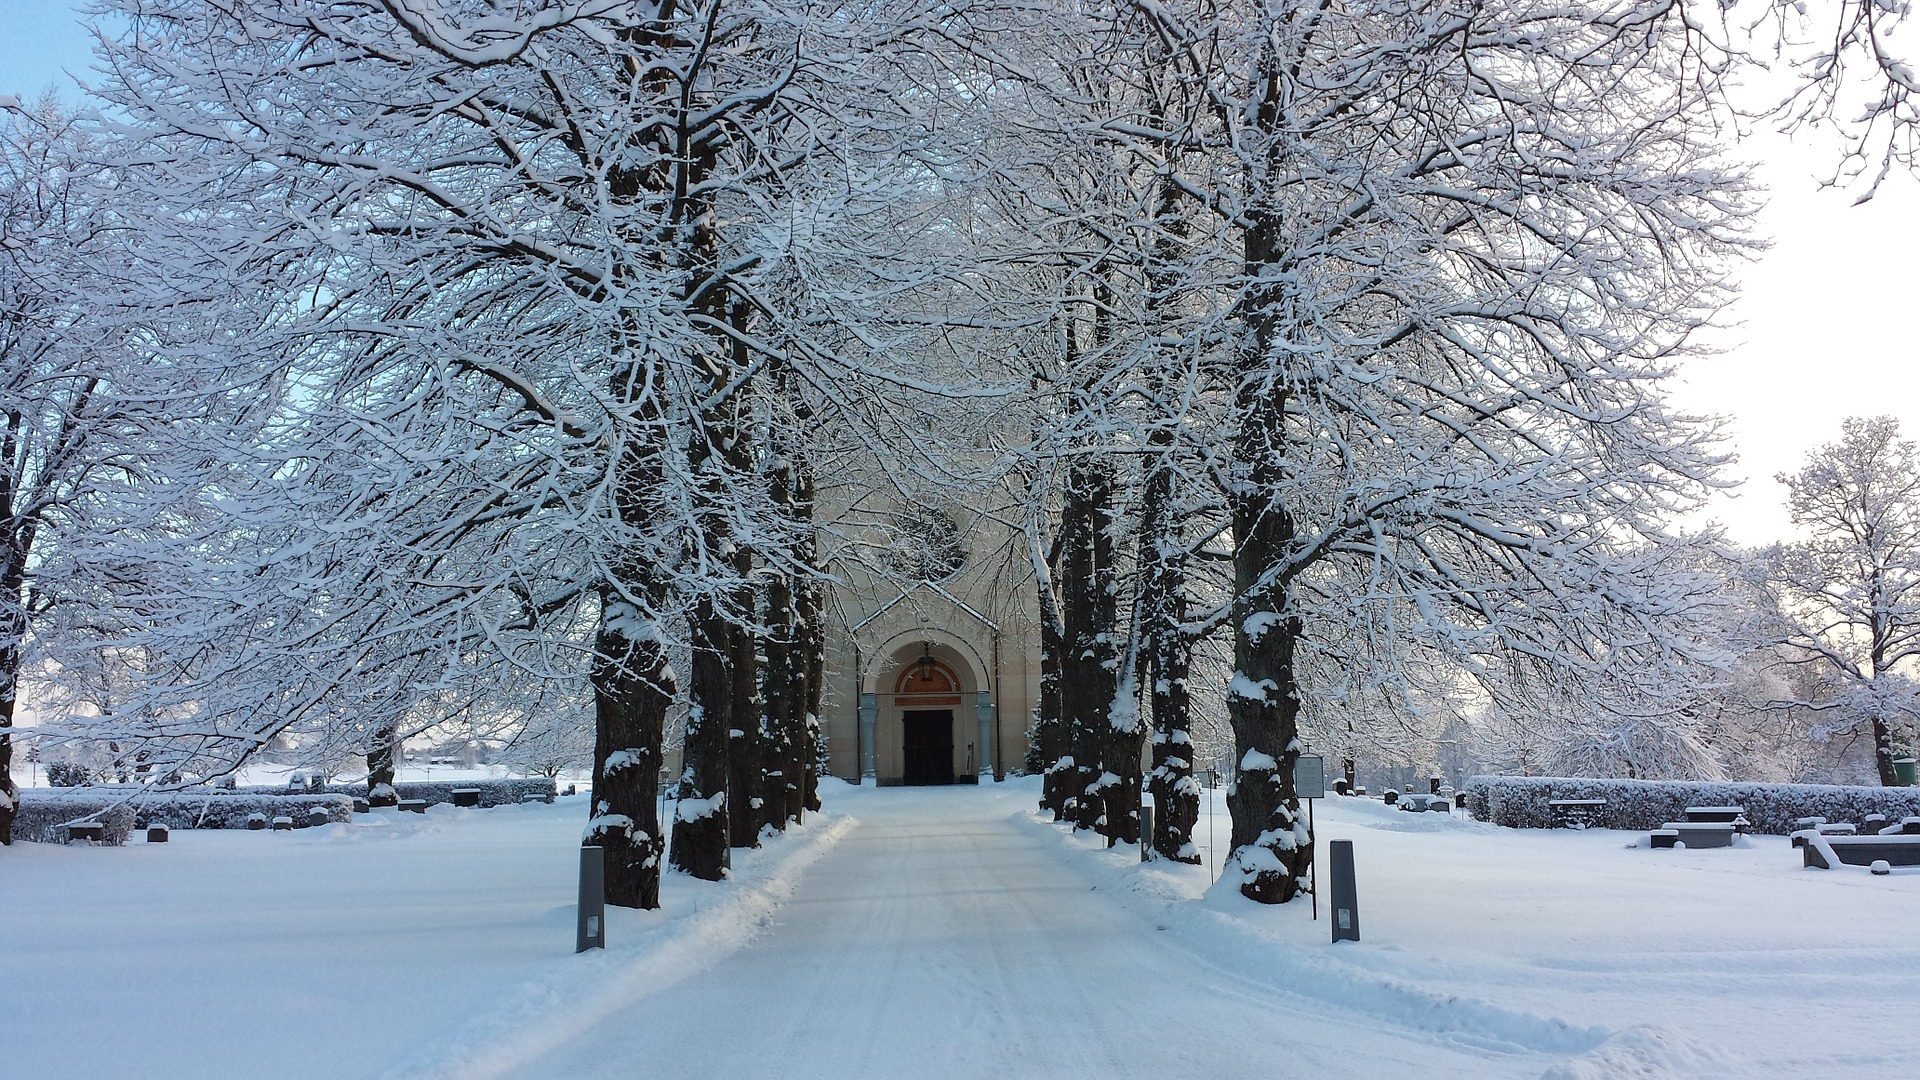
512,786,1535,1080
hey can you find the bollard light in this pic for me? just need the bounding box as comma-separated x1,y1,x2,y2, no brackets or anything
1329,839,1360,943
577,844,606,952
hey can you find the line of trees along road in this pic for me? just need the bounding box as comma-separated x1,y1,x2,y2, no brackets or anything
4,1,1920,909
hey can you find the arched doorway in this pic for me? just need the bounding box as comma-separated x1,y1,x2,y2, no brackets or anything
895,653,960,785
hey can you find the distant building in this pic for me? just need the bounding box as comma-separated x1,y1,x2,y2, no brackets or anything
817,497,1039,785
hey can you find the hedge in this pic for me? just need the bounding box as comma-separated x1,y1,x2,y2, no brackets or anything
1459,775,1920,834
317,777,555,807
235,777,554,807
12,791,138,845
135,793,354,831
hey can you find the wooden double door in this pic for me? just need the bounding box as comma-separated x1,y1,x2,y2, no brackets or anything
901,709,955,785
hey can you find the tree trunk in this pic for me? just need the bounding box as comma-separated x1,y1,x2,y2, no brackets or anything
588,402,677,907
365,724,400,808
671,394,744,876
761,565,795,831
672,589,733,880
589,589,672,908
1035,558,1069,817
1060,461,1115,833
726,600,764,848
798,576,826,814
721,308,764,850
1141,454,1198,863
0,626,18,847
1873,714,1902,786
791,431,826,815
2,567,22,843
1227,211,1312,904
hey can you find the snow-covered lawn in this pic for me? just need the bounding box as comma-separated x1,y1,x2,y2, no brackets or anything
4,780,1914,1078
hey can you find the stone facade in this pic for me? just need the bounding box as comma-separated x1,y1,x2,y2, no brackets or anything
817,503,1040,786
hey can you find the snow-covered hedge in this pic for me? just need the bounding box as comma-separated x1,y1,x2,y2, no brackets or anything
227,778,554,807
12,791,138,844
315,778,555,808
12,789,356,839
1459,775,1920,834
135,793,354,831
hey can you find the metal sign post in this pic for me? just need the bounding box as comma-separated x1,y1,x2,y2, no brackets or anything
577,844,606,952
1294,755,1325,920
1205,768,1220,885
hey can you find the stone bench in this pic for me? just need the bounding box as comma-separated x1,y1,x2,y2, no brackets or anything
1880,816,1920,836
1683,806,1747,829
1651,821,1736,849
1800,832,1920,870
1794,822,1862,848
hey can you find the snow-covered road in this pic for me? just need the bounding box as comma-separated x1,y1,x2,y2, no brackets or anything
12,779,1914,1079
510,785,1535,1080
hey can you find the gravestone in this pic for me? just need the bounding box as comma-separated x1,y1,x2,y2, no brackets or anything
65,822,106,844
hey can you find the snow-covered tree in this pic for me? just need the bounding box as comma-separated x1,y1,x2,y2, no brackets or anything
1761,416,1920,784
1109,0,1755,903
74,0,856,901
0,96,259,843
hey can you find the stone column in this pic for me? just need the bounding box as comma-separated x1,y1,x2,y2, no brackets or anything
975,691,993,780
859,693,877,781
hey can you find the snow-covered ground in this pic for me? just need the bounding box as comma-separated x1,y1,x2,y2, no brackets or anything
4,780,1914,1078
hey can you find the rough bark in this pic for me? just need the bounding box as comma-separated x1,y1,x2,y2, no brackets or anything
1873,713,1901,787
798,574,825,815
671,387,744,877
672,588,733,880
1225,206,1312,904
0,614,18,846
364,724,400,808
726,593,764,848
1035,557,1069,818
761,562,796,831
721,307,764,850
2,561,21,844
1141,451,1198,863
1060,461,1116,833
588,585,672,909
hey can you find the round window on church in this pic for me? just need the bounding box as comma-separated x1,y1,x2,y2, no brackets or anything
885,504,965,582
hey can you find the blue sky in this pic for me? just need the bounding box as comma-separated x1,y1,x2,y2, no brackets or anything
0,2,100,101
5,2,1919,545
